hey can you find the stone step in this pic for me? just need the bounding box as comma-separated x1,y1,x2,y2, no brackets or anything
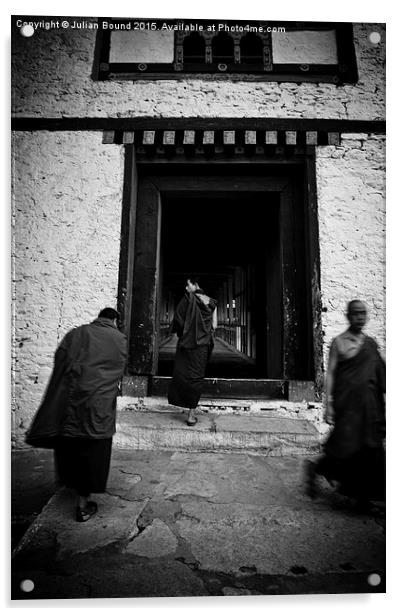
115,404,321,456
117,395,323,419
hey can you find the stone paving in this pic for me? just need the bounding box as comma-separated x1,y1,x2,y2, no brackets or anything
12,449,385,600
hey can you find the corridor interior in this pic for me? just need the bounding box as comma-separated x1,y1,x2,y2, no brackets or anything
157,193,282,378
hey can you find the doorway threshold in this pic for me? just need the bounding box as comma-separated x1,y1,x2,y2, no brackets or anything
149,376,315,402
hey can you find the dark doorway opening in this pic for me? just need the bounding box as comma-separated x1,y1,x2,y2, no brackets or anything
158,193,281,378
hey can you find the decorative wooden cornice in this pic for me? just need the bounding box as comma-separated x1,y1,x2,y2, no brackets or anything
11,117,385,156
102,128,344,148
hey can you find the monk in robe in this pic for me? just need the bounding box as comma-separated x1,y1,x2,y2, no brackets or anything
26,308,127,522
305,300,385,511
168,277,217,426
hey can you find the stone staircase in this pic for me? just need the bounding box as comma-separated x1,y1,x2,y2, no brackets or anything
115,397,323,456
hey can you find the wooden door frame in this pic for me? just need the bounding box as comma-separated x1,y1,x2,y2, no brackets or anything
118,150,323,399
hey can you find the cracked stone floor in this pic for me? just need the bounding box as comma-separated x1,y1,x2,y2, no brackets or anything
11,449,385,599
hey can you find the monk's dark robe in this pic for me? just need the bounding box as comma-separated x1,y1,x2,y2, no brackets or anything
318,336,385,501
26,318,127,494
168,290,217,409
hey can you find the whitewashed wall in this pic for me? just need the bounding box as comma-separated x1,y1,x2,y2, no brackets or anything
12,22,385,120
11,131,124,445
317,133,386,362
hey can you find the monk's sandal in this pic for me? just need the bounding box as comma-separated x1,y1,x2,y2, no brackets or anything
76,501,98,522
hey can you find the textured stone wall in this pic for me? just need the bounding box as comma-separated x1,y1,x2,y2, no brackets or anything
12,22,385,120
11,131,124,445
317,133,386,362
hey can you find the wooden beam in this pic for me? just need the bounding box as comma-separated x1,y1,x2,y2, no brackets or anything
265,131,278,144
142,176,290,192
223,130,235,145
285,131,297,145
245,130,257,144
162,130,175,145
328,132,340,146
305,131,318,145
12,117,386,134
280,180,308,380
304,150,324,395
102,130,115,144
122,131,134,144
129,179,161,375
117,144,137,341
142,130,155,145
150,377,289,400
183,130,195,144
203,130,214,144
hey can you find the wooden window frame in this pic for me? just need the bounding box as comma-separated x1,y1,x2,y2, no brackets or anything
95,20,358,84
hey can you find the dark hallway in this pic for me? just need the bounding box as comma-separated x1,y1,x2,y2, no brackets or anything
157,193,281,378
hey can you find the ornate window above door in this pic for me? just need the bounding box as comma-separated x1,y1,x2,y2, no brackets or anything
96,20,358,84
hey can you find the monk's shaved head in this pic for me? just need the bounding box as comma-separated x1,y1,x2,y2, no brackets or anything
347,300,367,315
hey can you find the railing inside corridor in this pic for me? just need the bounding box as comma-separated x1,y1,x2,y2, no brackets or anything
160,321,252,358
216,323,249,355
159,323,172,343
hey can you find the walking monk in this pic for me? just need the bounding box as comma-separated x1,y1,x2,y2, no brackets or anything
305,300,385,511
26,308,127,522
168,277,217,426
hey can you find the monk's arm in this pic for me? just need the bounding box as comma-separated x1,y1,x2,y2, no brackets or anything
325,339,338,424
212,307,218,330
53,331,74,365
171,297,187,336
